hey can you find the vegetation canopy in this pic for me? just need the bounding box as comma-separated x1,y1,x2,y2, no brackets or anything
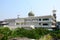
0,27,60,40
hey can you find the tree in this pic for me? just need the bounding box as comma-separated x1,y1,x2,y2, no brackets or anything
0,27,11,40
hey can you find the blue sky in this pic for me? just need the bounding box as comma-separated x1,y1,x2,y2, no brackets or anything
0,0,60,21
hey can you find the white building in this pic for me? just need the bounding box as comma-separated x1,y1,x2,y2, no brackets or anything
0,10,57,29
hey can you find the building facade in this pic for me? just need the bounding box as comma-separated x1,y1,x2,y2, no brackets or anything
0,10,57,29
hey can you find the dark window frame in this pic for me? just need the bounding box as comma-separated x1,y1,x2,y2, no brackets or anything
39,23,41,25
39,19,41,21
43,23,49,26
43,18,49,21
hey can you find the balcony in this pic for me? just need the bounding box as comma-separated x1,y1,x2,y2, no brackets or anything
6,25,35,29
21,25,35,29
51,20,56,23
51,25,56,28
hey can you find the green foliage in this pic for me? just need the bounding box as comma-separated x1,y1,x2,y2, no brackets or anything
35,28,49,34
0,27,11,40
7,27,50,39
50,30,60,39
0,34,4,40
0,27,60,40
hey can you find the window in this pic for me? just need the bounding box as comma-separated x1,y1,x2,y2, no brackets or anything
32,19,38,21
39,23,41,25
43,23,48,26
16,23,20,25
21,23,24,25
25,19,31,21
39,19,41,21
43,18,49,21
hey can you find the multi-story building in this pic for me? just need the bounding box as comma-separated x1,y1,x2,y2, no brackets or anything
0,10,57,29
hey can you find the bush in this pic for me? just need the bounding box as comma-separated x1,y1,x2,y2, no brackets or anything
0,27,60,40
